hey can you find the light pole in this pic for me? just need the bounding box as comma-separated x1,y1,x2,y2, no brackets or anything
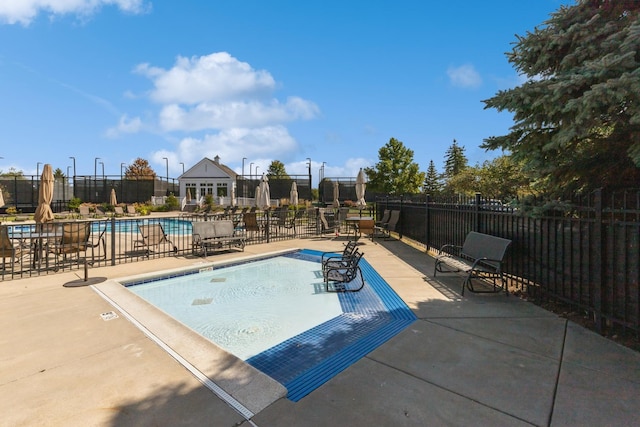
99,161,104,180
241,157,247,203
179,162,185,174
69,156,76,179
162,157,169,195
67,166,71,178
120,162,126,204
94,157,100,200
255,166,259,177
250,162,254,179
306,158,312,199
320,161,326,181
37,162,42,178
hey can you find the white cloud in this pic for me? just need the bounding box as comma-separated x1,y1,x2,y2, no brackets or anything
162,126,298,167
127,52,320,169
105,114,143,137
135,52,277,105
158,97,319,132
447,64,482,88
0,0,150,26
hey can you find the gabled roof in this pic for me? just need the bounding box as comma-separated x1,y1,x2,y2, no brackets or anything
179,157,237,180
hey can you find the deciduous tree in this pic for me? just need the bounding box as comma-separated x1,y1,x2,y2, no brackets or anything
124,158,156,180
364,137,425,194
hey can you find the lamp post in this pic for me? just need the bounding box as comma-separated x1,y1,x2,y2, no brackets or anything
120,162,126,204
320,161,326,181
67,166,71,178
250,162,254,179
255,166,259,177
94,157,100,201
241,157,247,203
306,158,312,199
37,162,42,178
69,156,76,180
179,162,184,174
162,157,169,195
99,161,104,180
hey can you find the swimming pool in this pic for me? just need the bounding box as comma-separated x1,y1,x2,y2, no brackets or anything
7,218,192,235
122,249,416,401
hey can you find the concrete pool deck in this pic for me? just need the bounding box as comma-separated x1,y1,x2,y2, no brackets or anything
1,236,639,426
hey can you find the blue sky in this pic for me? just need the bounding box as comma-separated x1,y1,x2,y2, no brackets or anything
0,0,570,181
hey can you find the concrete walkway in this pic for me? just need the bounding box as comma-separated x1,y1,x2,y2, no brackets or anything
1,237,639,426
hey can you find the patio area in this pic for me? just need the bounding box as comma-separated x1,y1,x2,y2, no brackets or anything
1,236,639,426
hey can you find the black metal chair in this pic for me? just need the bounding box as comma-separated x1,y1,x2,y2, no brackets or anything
323,250,365,292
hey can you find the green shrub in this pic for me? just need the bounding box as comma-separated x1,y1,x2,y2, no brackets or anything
165,193,180,211
68,197,82,212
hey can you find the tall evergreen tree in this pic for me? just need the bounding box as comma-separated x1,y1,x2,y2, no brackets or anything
266,160,290,179
483,0,640,194
422,160,442,195
443,139,468,179
364,137,425,194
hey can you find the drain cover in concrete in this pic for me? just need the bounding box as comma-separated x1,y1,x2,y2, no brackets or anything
100,311,119,321
192,297,213,306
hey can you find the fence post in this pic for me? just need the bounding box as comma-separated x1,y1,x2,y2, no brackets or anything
110,216,116,266
474,192,481,232
425,194,431,250
593,189,603,333
399,194,404,239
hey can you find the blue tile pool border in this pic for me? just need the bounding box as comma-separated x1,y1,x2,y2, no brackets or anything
247,249,417,402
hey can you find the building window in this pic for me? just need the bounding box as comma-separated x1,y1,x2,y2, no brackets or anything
217,183,228,197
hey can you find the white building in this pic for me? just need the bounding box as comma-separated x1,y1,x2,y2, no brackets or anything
178,156,237,206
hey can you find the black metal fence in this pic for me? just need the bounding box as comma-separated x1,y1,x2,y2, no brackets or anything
0,176,179,213
0,208,333,281
376,190,640,336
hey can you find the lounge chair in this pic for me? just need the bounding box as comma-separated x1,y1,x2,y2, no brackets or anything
321,240,358,269
134,223,177,256
78,205,92,219
375,210,391,227
48,222,92,264
357,218,376,241
323,249,365,292
318,209,334,234
242,212,263,240
273,209,305,236
375,210,400,239
114,206,125,217
0,225,24,275
126,205,139,216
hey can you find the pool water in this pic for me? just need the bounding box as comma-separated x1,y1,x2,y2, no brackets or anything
7,218,192,235
124,249,416,401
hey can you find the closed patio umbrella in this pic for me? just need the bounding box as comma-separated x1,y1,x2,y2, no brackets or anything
332,181,340,208
355,168,366,209
0,187,4,208
290,181,299,208
186,188,192,204
110,188,118,206
254,185,261,208
257,174,270,210
34,164,54,225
